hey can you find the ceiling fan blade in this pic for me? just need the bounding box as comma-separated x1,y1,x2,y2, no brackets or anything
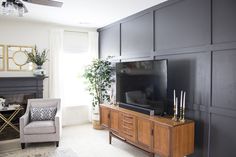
22,0,63,7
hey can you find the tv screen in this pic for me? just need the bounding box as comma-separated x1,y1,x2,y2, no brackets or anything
116,60,167,115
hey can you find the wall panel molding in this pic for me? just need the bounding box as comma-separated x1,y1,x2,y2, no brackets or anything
155,0,211,51
98,0,236,156
121,12,153,58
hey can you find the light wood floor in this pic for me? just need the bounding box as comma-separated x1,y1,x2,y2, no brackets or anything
0,124,158,157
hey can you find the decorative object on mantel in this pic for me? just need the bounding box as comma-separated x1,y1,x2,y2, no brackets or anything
172,89,186,122
83,58,114,129
0,97,6,109
0,45,4,71
6,45,33,71
27,46,48,76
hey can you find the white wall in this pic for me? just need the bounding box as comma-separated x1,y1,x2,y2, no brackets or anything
0,18,95,126
62,105,90,126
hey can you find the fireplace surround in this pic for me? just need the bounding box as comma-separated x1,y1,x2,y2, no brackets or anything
0,76,46,140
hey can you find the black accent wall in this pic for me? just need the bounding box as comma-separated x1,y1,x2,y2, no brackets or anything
98,0,236,156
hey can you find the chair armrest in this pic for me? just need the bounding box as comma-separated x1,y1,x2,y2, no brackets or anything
20,113,29,134
55,108,62,138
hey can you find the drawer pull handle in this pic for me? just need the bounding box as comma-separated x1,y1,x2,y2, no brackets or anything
124,115,133,119
123,126,133,130
123,123,134,129
123,120,133,124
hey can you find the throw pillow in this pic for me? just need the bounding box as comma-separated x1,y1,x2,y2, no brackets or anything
30,106,57,121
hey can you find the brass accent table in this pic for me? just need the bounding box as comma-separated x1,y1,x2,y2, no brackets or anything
0,107,23,133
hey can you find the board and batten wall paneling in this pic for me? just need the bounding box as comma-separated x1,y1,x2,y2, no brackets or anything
212,50,236,110
155,0,210,52
99,24,120,59
210,49,236,157
185,110,209,157
121,13,153,58
157,52,211,111
98,0,236,156
157,52,211,157
210,114,236,157
212,0,236,44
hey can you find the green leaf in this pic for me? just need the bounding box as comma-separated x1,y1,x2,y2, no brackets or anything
83,57,114,106
27,46,48,66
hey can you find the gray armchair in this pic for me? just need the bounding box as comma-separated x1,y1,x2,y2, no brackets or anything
20,98,61,149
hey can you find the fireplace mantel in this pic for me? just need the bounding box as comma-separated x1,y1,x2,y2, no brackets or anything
0,76,47,98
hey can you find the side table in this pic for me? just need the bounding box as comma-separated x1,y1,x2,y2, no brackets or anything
0,107,23,133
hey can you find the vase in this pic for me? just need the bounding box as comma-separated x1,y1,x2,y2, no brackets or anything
34,65,46,76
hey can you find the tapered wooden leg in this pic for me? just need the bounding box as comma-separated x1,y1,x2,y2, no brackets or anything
56,141,59,147
149,152,155,157
109,131,112,144
21,143,25,149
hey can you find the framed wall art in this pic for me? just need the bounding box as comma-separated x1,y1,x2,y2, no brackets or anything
0,45,5,71
7,45,34,71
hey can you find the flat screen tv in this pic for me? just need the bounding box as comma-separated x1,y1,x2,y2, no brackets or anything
116,59,167,115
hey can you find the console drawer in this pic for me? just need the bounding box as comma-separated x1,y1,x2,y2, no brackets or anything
120,112,136,142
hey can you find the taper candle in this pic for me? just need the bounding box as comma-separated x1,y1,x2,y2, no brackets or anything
176,97,178,115
183,92,186,109
173,90,176,106
180,91,183,108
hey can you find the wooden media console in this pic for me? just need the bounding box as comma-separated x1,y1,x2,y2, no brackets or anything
100,104,194,157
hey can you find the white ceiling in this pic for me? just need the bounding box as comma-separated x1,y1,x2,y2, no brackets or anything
0,0,167,28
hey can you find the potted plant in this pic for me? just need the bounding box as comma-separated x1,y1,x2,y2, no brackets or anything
27,46,48,76
83,58,113,129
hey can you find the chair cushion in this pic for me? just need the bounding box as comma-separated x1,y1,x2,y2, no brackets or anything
24,121,56,135
30,106,57,121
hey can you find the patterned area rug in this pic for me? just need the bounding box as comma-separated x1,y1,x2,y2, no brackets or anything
0,147,79,157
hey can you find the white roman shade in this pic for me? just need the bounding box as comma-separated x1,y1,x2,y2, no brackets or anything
63,31,89,53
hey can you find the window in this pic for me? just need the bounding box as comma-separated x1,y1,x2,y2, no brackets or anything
61,31,92,106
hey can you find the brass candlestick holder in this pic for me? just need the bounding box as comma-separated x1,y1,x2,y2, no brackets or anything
180,107,185,123
172,105,178,121
172,113,178,121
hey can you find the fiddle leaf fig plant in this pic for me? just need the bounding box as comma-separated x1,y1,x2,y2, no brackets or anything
83,58,113,107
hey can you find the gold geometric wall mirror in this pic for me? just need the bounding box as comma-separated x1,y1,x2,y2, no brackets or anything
0,45,4,71
7,45,33,71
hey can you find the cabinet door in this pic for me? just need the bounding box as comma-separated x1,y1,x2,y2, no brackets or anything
110,109,119,132
99,25,120,59
137,117,153,149
153,124,170,157
100,106,110,128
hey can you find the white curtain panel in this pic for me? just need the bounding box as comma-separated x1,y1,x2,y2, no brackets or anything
88,31,99,59
88,31,99,122
49,29,64,98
